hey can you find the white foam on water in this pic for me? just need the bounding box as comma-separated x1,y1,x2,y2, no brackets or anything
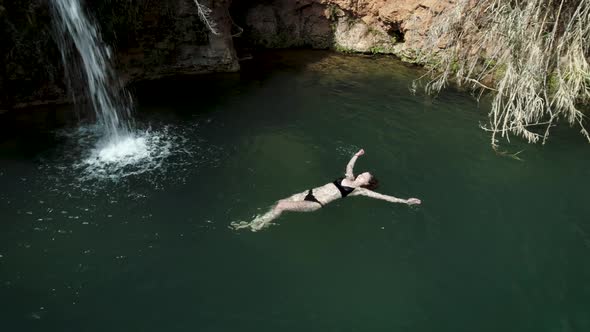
78,129,173,181
96,136,149,163
43,120,225,185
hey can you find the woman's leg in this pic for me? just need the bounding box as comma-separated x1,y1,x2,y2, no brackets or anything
276,200,322,213
251,200,321,231
230,200,321,231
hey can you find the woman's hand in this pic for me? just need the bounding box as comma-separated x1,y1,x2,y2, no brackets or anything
406,198,421,205
355,149,365,157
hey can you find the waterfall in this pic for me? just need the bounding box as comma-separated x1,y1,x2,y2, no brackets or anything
50,0,132,142
49,0,175,180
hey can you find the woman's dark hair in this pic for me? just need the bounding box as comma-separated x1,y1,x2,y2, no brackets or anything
360,176,379,190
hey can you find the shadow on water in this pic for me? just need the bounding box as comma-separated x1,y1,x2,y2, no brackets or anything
0,105,79,159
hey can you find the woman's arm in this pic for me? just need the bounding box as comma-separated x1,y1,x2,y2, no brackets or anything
345,149,364,179
350,188,421,205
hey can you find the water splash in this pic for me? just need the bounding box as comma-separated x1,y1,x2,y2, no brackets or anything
229,208,279,232
78,129,172,181
36,120,227,194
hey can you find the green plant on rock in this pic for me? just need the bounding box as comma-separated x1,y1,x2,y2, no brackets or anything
369,45,383,54
334,43,354,53
369,44,394,54
416,0,590,148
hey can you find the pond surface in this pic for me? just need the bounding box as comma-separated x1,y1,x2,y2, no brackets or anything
1,51,590,332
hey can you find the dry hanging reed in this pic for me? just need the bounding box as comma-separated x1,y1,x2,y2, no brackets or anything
415,0,590,148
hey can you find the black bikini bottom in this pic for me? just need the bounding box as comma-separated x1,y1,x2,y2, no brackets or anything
304,189,324,207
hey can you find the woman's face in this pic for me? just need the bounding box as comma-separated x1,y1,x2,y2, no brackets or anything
356,172,372,185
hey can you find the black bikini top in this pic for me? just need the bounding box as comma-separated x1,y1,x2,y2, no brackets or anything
333,177,355,197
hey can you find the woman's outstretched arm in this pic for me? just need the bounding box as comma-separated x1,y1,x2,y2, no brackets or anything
345,149,364,180
350,188,421,205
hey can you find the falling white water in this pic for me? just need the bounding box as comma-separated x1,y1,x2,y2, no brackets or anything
50,0,174,178
51,0,132,141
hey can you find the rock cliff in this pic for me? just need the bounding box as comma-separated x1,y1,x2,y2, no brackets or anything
232,0,453,57
1,0,453,109
0,0,238,109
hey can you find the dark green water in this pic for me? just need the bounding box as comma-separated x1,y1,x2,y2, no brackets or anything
1,51,590,331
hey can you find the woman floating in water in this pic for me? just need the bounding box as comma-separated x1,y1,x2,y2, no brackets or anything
231,149,421,231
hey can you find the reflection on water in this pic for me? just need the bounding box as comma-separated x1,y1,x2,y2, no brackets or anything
1,51,590,332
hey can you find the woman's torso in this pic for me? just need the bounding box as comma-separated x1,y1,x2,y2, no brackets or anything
286,178,356,205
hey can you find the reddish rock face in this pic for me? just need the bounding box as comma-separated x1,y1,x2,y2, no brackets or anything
376,0,454,48
235,0,455,54
333,0,456,50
